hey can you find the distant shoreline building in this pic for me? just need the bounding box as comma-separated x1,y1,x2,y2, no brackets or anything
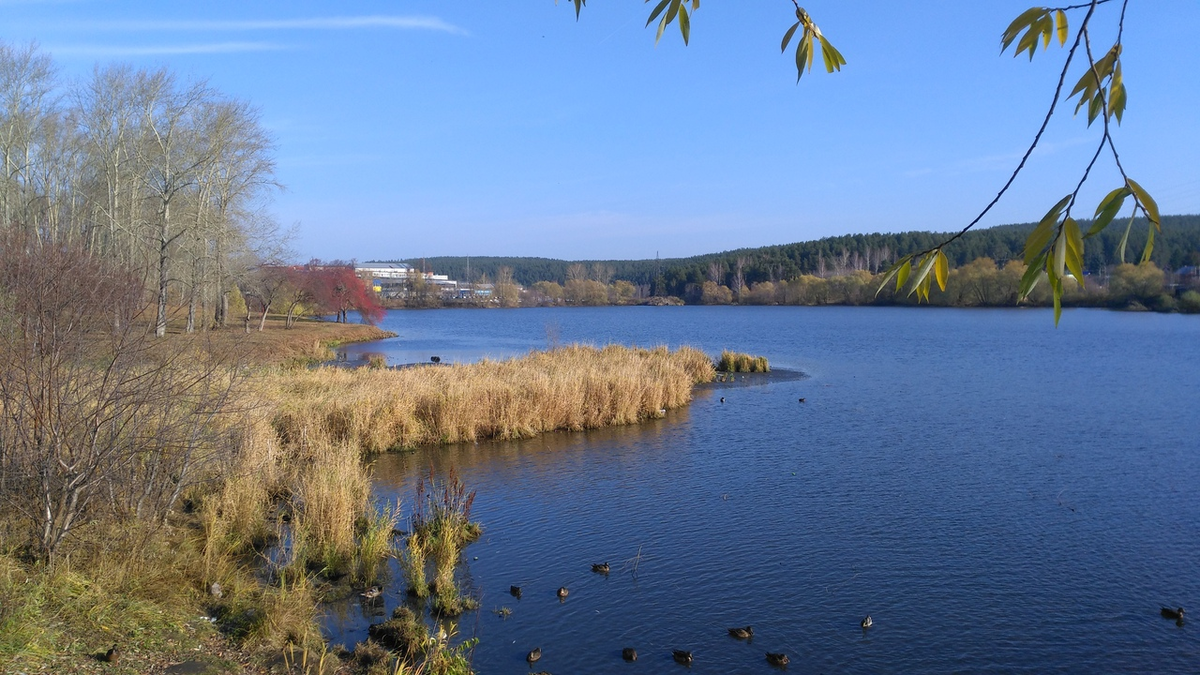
355,261,497,301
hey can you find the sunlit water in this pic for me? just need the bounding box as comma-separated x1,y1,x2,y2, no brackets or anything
327,306,1200,673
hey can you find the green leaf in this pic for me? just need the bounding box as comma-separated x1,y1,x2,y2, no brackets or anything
678,4,690,45
1055,9,1068,46
1088,186,1130,236
934,250,949,292
1087,91,1104,126
574,0,585,20
1018,250,1048,300
646,0,672,28
795,37,809,81
667,0,682,25
781,21,800,53
1141,222,1156,263
1024,194,1071,264
1116,213,1135,262
1126,177,1160,230
1053,278,1063,326
1064,217,1085,287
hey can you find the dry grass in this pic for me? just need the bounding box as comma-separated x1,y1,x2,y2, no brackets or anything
162,316,395,367
2,334,718,673
716,349,770,373
268,344,715,453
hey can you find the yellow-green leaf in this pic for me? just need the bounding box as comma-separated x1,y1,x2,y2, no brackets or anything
1024,194,1071,264
1053,278,1063,326
1002,7,1046,53
678,5,690,45
1018,250,1048,300
908,252,937,300
934,250,949,291
819,36,846,73
1141,223,1156,263
1064,217,1085,287
896,260,911,292
1055,9,1068,46
1053,227,1067,280
1116,213,1135,262
1126,177,1160,230
1088,186,1130,236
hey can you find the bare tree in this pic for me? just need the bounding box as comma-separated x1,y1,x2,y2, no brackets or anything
0,232,242,561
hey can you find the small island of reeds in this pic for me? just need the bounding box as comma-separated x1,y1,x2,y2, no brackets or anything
716,350,770,373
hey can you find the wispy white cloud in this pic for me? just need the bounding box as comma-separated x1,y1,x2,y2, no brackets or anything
904,136,1096,180
68,16,467,35
46,42,287,57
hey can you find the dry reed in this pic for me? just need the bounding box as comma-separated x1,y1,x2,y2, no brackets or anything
716,350,770,373
268,344,715,453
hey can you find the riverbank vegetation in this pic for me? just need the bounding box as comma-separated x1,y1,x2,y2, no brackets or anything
0,224,717,672
386,215,1200,311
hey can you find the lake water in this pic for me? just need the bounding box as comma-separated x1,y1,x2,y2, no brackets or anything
328,306,1200,673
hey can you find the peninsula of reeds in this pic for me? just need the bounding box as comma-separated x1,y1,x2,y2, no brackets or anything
268,344,716,453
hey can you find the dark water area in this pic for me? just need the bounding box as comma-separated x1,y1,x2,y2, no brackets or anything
327,306,1200,672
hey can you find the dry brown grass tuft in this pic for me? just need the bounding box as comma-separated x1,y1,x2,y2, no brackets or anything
716,350,770,373
268,344,715,453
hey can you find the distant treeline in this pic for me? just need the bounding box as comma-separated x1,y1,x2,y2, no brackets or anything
395,215,1200,297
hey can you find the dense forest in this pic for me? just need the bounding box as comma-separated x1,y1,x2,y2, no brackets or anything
395,215,1200,297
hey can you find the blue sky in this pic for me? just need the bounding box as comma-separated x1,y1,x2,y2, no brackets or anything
5,1,1198,261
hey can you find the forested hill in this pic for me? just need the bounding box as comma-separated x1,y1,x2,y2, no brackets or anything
393,215,1200,294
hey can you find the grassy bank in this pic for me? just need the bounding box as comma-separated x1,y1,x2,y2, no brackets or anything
1,336,713,674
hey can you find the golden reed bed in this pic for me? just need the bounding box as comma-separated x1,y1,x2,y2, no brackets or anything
266,344,715,453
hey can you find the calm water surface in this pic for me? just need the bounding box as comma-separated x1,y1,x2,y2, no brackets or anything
329,307,1200,673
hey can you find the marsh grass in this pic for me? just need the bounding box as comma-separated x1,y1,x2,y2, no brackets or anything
3,338,718,673
409,469,480,617
716,350,770,373
354,499,402,587
401,530,430,599
268,344,715,453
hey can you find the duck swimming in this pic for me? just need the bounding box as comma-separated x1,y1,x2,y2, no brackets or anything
526,647,542,663
727,625,753,639
592,562,610,574
622,647,637,661
861,615,873,629
672,649,693,665
765,652,789,666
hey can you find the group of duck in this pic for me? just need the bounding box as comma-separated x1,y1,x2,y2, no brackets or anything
513,563,875,670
